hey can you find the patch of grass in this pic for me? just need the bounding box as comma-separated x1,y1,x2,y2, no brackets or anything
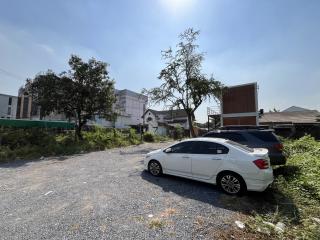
148,218,166,229
160,208,177,217
0,126,172,163
246,135,320,239
143,132,155,142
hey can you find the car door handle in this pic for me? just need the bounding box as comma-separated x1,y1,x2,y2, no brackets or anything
182,156,190,159
212,158,222,160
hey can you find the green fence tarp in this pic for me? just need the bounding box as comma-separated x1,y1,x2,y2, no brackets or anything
0,119,75,129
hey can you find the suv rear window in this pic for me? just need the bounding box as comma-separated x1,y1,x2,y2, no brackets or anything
249,131,278,142
205,132,246,142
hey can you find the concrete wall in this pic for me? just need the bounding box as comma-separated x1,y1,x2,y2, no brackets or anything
144,111,159,133
91,115,132,129
0,94,18,119
116,89,147,126
143,110,189,136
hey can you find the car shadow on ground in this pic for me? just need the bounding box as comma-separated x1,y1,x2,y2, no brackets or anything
141,170,299,220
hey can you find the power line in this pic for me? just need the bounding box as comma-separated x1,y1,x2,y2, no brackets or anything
0,67,24,80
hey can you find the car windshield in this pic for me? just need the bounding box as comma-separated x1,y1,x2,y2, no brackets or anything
226,140,254,152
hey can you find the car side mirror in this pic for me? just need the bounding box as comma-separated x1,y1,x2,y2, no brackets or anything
164,148,172,153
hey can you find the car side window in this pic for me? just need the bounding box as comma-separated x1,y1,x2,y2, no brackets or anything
220,133,246,142
170,142,195,153
193,141,229,154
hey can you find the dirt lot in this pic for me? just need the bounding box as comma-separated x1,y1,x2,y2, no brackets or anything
0,142,273,239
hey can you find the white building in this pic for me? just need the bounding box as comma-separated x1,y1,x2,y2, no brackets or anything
115,89,148,126
143,109,189,135
91,89,148,128
0,93,18,119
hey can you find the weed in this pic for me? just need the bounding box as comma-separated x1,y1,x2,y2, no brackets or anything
0,126,170,162
246,135,320,239
148,218,166,229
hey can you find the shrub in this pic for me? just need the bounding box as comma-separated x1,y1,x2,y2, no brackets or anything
143,132,155,142
248,135,320,239
174,124,184,140
128,128,141,145
281,135,320,200
0,126,158,162
0,146,16,163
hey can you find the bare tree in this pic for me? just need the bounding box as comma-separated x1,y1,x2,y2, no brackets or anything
143,28,223,137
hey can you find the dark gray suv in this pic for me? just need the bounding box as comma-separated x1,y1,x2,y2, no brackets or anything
203,130,286,165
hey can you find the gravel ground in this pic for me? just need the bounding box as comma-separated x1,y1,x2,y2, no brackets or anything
0,142,241,240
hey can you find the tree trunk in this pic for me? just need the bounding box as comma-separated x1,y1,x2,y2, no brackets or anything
187,112,196,137
75,113,83,141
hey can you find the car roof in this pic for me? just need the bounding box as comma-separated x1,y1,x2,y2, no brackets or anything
182,137,228,144
206,129,274,133
219,125,270,130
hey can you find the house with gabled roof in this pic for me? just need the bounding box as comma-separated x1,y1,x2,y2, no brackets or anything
142,109,189,135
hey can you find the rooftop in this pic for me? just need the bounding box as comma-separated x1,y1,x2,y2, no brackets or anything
144,109,188,119
115,89,148,100
260,110,320,124
282,106,316,112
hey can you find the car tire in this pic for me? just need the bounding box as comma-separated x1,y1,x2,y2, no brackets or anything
217,172,247,195
148,160,162,176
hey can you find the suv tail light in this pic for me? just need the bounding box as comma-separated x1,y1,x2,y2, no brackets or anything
253,159,269,169
274,143,283,152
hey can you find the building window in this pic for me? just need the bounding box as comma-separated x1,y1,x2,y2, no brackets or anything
7,107,11,115
8,97,12,105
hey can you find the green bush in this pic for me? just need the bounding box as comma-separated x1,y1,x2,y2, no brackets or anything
0,126,153,162
143,132,155,142
249,135,320,238
174,124,184,140
281,135,320,200
0,146,16,163
128,128,141,145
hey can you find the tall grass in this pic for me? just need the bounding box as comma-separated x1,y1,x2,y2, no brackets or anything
0,126,144,162
249,135,320,239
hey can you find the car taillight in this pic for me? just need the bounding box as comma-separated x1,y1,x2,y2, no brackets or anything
253,159,269,169
274,143,283,152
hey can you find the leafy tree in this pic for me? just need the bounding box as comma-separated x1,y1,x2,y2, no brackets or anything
143,28,223,137
26,55,116,139
25,71,60,119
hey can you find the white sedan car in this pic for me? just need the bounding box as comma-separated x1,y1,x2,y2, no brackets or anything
144,138,273,195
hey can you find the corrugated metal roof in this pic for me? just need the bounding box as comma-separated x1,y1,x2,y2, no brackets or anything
260,110,319,124
144,109,188,119
282,106,315,112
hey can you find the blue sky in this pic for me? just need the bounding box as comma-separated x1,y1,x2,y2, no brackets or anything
0,0,319,122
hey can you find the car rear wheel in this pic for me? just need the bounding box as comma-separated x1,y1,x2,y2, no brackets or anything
218,172,246,195
148,160,162,176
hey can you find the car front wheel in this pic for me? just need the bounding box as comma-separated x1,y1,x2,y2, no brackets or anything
148,160,162,176
218,172,246,195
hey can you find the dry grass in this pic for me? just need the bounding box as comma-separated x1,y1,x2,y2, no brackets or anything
160,208,177,217
149,218,166,229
